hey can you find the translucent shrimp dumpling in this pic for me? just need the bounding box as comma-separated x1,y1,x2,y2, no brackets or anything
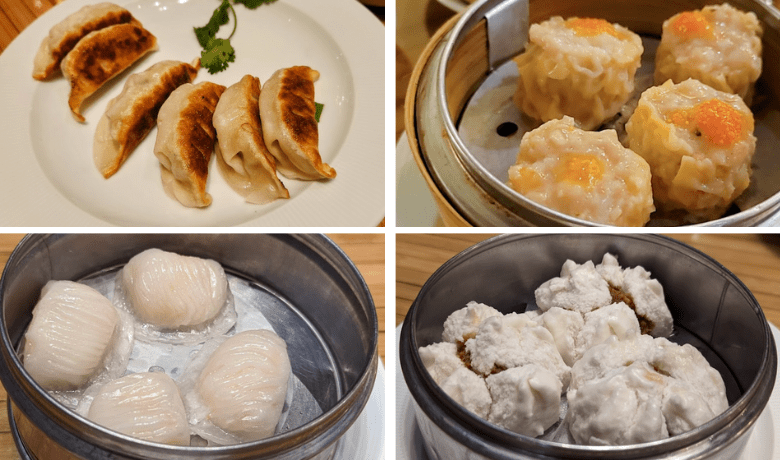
120,248,229,329
196,330,292,442
87,372,190,445
22,280,119,390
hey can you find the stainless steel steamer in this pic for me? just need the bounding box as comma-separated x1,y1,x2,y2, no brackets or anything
0,234,378,460
400,234,776,459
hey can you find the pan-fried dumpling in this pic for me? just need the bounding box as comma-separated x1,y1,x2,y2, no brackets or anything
213,75,289,204
120,248,229,329
87,372,190,445
61,23,157,122
22,281,119,391
154,81,226,208
94,59,199,178
196,330,291,442
32,2,139,80
260,66,336,180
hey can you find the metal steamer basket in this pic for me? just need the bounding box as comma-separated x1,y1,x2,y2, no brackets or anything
0,234,378,460
400,234,777,459
405,0,780,226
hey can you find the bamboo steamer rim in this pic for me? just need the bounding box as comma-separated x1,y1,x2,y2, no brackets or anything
405,14,472,227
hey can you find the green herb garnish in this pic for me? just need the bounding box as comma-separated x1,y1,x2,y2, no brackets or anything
315,102,324,123
194,0,278,73
234,0,278,9
194,0,233,48
201,38,236,74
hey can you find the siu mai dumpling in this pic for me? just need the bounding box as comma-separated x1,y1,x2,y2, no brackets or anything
87,372,189,445
197,330,291,442
32,2,139,80
513,16,643,130
22,281,119,391
508,116,655,226
62,23,157,122
120,248,229,329
625,79,756,222
655,3,762,102
260,66,336,180
213,75,289,204
94,59,199,178
154,81,226,207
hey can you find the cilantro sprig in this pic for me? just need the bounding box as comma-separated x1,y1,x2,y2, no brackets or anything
194,0,278,74
201,38,236,74
194,0,232,49
234,0,278,8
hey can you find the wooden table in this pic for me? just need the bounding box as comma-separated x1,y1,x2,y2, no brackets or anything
397,233,780,328
0,233,384,459
396,0,457,141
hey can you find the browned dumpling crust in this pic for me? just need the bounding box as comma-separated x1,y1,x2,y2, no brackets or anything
260,66,336,180
154,82,226,208
32,2,139,81
94,60,199,178
61,23,157,123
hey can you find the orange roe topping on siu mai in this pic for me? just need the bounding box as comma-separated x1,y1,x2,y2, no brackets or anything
666,98,749,147
566,18,622,38
670,11,714,40
694,99,748,146
556,154,605,188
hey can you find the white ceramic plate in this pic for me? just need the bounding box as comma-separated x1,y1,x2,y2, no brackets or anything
339,361,385,460
0,0,384,226
395,324,778,459
396,133,441,227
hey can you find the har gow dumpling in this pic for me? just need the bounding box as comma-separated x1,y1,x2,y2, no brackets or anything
22,280,119,391
94,59,199,178
120,248,229,329
87,372,190,445
197,330,291,442
260,66,336,180
213,75,289,204
32,2,139,81
154,81,226,208
61,23,158,123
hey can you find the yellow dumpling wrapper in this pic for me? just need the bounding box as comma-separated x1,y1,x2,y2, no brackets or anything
655,3,762,101
513,16,643,130
508,116,654,226
625,79,756,221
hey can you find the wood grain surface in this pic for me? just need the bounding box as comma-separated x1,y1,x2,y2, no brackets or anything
397,233,780,328
0,233,384,459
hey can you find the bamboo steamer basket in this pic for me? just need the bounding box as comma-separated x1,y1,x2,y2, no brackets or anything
404,0,780,227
